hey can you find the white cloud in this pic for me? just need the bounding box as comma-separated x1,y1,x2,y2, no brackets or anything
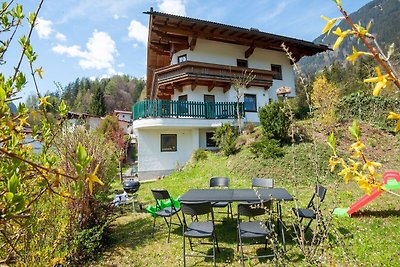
52,30,117,73
113,14,120,20
128,20,148,45
35,17,53,39
133,43,138,48
157,0,186,16
117,63,125,68
55,32,67,41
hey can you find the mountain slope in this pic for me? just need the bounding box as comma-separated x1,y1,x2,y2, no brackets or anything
300,0,400,73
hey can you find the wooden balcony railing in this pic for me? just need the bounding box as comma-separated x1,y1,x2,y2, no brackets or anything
133,100,243,120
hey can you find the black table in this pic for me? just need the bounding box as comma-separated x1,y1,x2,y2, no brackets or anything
180,188,293,202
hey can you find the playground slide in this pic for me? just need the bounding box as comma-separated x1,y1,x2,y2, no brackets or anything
333,171,400,217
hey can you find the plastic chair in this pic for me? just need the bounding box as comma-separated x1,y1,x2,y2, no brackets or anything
237,201,275,266
251,177,274,189
292,185,327,232
181,201,220,267
151,189,182,243
209,177,233,219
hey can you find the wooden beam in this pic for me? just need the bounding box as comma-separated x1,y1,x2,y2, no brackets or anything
245,44,255,58
207,81,216,92
191,80,198,91
173,83,183,92
223,84,230,93
190,35,197,51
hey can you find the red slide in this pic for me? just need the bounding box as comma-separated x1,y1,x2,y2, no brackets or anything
347,171,400,216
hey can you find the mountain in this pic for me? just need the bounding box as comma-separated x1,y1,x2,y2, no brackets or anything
300,0,400,74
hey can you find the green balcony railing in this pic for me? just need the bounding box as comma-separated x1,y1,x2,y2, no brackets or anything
133,100,243,120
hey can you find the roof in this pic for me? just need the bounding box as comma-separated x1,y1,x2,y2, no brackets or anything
113,110,133,114
145,9,330,97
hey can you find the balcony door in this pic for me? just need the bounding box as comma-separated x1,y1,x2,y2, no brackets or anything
204,95,215,119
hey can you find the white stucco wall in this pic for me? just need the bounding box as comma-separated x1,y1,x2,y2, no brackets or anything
137,128,199,174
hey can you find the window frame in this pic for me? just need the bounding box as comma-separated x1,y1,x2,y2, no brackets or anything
237,59,248,68
206,132,217,148
244,94,257,112
160,134,177,152
271,64,283,80
178,54,187,63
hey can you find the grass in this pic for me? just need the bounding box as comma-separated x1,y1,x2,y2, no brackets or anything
89,149,400,267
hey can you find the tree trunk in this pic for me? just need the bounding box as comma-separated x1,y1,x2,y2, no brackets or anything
119,160,123,183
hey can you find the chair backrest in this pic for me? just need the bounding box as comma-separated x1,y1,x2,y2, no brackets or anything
237,201,270,219
306,185,327,210
209,177,230,188
151,189,175,210
251,177,274,189
180,201,213,216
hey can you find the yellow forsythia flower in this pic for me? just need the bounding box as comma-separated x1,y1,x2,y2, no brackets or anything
364,67,392,96
321,15,339,34
362,160,381,175
332,27,352,50
338,167,352,184
346,46,372,65
387,112,400,132
85,164,104,194
38,95,50,107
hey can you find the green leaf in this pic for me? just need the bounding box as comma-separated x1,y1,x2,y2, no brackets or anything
0,86,5,104
59,100,67,116
76,143,87,165
349,120,361,140
387,43,395,59
5,192,14,202
327,132,336,152
8,173,19,194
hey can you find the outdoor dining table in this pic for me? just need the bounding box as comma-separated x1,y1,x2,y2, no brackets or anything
180,188,293,249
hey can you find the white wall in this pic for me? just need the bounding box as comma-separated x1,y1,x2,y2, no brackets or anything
137,128,198,173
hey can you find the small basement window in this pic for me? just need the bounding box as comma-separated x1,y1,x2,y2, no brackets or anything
206,132,217,147
237,59,248,68
244,94,257,112
178,54,187,63
161,134,177,152
271,64,282,80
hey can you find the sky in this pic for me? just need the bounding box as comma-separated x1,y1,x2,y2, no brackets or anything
8,0,372,103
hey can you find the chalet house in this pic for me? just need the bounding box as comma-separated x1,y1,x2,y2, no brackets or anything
132,9,329,180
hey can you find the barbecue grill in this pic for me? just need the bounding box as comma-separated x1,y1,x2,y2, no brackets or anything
122,180,140,194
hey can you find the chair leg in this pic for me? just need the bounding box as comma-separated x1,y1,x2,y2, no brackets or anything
183,234,186,267
239,231,245,267
167,215,172,243
214,232,220,253
213,235,216,267
304,218,313,233
152,217,156,238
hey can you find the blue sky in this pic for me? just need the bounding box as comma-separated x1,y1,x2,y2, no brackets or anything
11,0,371,102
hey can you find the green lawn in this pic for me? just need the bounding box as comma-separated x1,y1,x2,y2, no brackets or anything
90,152,400,266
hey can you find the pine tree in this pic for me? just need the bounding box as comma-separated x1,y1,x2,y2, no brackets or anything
90,84,106,116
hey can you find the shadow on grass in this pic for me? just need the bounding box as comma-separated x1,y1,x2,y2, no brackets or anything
351,209,400,218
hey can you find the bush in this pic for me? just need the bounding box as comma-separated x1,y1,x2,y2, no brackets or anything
213,123,238,156
72,223,108,263
249,137,284,159
336,91,400,131
258,101,291,143
192,148,208,163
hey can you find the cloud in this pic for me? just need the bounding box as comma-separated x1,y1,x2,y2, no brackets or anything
35,17,53,39
52,30,117,73
128,20,148,45
157,0,186,16
55,32,67,41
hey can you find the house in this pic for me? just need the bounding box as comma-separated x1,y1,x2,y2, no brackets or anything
66,111,103,131
132,9,329,180
113,110,133,136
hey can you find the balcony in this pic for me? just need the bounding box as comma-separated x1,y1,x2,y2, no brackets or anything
150,61,275,99
133,100,243,120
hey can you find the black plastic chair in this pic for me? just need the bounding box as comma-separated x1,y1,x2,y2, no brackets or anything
237,201,275,266
151,189,182,243
252,177,274,189
292,185,327,232
181,201,220,267
209,177,233,219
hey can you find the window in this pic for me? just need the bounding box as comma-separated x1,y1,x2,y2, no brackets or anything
161,134,177,152
237,59,248,68
271,64,282,80
244,94,257,112
206,132,216,147
178,54,187,63
178,95,188,114
178,95,187,101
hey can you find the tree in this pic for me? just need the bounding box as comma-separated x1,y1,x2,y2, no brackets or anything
90,83,106,116
311,75,339,122
232,70,255,133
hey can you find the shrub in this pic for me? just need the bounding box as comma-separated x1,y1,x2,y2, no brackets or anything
335,91,400,131
213,123,238,156
72,223,108,263
191,148,208,163
258,101,291,143
249,137,284,159
311,75,339,123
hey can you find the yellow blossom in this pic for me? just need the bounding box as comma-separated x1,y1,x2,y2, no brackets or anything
364,67,392,96
38,95,51,107
321,15,339,34
338,167,352,184
362,161,381,175
349,141,365,158
346,46,372,65
35,67,44,79
85,164,104,194
18,116,30,128
387,112,400,132
329,156,343,172
332,27,352,50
